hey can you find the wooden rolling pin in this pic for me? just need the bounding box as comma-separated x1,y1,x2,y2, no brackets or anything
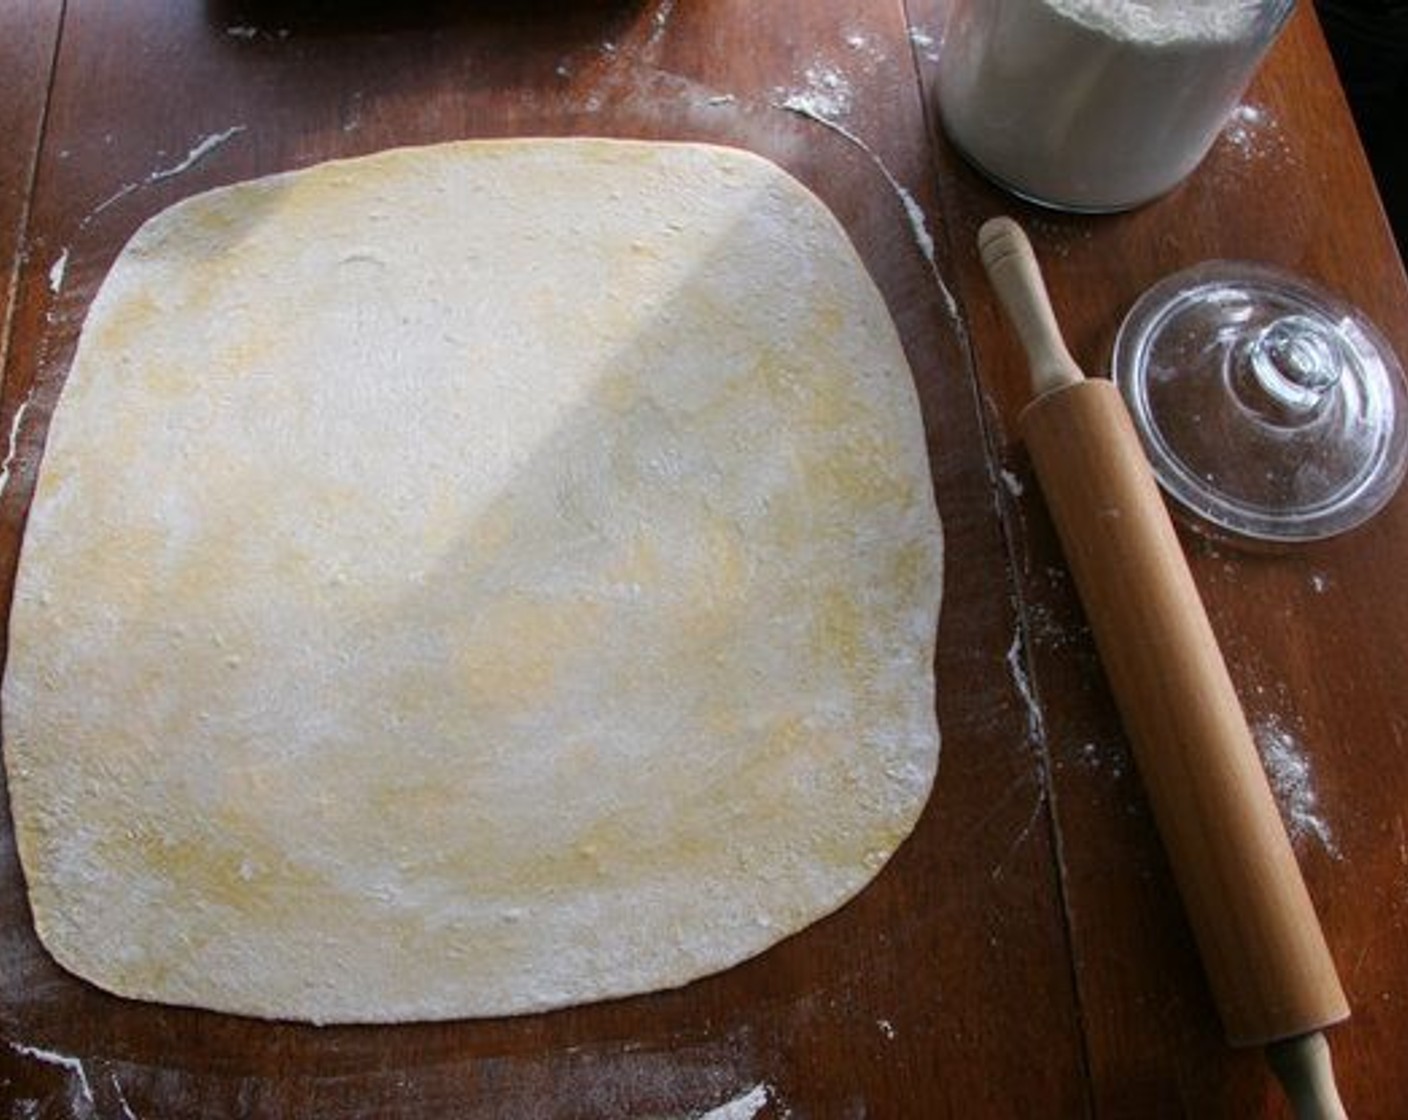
977,217,1350,1118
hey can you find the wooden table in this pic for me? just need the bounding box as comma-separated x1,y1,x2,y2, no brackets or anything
2,2,1404,1116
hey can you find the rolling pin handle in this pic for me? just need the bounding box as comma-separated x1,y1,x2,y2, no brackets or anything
1267,1031,1349,1120
977,217,1084,396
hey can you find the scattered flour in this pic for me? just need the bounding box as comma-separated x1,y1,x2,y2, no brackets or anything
841,28,886,63
776,64,854,122
999,467,1024,498
87,125,247,224
643,0,677,54
876,1018,896,1040
907,26,940,61
1223,103,1265,151
1005,627,1047,747
0,392,35,498
1220,101,1289,161
47,249,69,295
894,188,935,264
110,1073,140,1120
8,1042,95,1107
774,98,960,325
148,125,247,185
1074,740,1127,779
1253,715,1338,856
697,1082,771,1120
342,91,365,135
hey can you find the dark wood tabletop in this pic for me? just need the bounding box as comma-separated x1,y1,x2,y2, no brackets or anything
2,2,1405,1117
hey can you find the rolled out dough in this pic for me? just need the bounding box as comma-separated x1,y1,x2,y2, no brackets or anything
3,138,943,1023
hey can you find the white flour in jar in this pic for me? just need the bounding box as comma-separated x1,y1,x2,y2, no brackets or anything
938,0,1283,210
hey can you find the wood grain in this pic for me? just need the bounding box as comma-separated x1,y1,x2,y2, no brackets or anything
1,1,1087,1116
911,0,1408,1114
0,0,62,459
4,0,1405,1114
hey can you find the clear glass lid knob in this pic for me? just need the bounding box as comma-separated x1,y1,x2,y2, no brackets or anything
1113,262,1408,542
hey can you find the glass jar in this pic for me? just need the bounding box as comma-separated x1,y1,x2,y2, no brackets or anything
937,0,1298,212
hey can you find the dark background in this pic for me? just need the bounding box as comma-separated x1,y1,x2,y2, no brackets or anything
1318,1,1408,254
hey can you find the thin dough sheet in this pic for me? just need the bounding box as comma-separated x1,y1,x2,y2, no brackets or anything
3,138,943,1023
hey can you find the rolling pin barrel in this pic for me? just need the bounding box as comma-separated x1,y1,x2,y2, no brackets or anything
1020,379,1348,1045
978,216,1349,1050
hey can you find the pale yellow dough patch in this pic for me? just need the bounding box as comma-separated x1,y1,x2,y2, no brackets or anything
3,139,943,1023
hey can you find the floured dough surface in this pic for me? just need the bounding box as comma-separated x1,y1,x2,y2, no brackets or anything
3,139,942,1023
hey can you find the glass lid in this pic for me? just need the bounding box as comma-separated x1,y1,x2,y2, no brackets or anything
1112,261,1408,542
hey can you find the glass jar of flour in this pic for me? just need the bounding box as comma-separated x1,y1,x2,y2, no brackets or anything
937,0,1297,212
